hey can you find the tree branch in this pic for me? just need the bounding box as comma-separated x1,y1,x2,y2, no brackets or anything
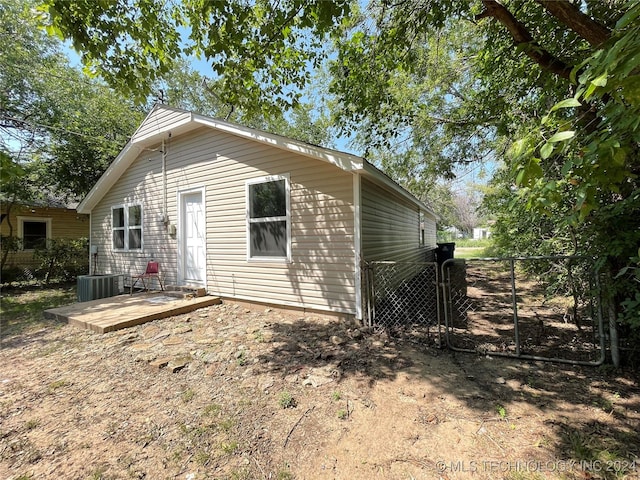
427,114,499,126
536,0,611,47
476,0,572,80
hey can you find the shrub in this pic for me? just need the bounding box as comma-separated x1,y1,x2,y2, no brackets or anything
1,266,24,284
34,238,89,283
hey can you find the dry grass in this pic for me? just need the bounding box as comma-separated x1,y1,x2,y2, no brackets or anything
0,286,638,479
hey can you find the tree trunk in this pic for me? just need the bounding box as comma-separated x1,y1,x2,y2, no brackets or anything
476,0,573,80
0,202,15,272
536,0,611,47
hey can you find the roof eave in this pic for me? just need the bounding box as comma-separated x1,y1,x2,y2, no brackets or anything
192,114,364,171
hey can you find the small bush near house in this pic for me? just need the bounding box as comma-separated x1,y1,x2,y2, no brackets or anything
0,266,26,284
34,238,88,283
1,235,23,280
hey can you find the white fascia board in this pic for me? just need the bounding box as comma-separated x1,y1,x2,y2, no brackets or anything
193,114,364,172
130,112,195,146
76,143,141,214
358,161,439,220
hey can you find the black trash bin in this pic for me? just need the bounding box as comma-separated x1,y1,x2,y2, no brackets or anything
436,242,455,266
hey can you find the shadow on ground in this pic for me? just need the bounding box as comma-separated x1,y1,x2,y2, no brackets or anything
253,316,640,476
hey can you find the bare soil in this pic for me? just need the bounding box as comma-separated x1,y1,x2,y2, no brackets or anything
447,262,602,362
1,296,639,480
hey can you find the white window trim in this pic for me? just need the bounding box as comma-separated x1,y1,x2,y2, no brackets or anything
17,216,52,250
245,174,291,263
111,204,143,251
419,210,426,247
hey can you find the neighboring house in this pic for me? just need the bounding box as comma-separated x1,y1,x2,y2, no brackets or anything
0,197,89,272
473,227,492,240
77,105,437,320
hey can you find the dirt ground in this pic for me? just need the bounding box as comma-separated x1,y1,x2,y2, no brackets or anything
1,296,639,480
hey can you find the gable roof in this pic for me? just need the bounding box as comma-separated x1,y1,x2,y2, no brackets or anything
1,192,80,210
77,104,436,218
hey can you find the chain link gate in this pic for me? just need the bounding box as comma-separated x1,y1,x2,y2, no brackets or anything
361,256,606,366
361,261,440,336
440,256,605,365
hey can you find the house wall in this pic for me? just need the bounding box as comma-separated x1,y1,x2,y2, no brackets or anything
0,204,89,269
360,176,436,263
90,127,357,315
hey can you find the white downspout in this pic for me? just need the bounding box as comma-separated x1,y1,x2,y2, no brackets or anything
88,214,93,274
162,138,167,224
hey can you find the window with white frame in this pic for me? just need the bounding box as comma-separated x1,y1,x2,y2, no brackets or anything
18,217,51,250
112,205,142,250
419,211,425,246
246,175,290,260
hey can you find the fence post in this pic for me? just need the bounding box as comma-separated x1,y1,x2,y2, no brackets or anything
601,270,620,367
510,258,521,357
608,302,621,368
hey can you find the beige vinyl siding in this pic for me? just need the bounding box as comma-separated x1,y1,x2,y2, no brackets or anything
0,205,89,269
90,148,168,278
91,127,357,315
131,108,191,143
423,211,437,250
361,176,432,263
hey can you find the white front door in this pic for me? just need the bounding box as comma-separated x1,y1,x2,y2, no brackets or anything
179,190,206,286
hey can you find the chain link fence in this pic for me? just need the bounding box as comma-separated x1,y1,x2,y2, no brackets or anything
361,261,440,333
441,256,605,365
361,255,605,365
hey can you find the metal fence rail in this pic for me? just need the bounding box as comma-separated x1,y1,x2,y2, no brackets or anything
440,256,605,366
361,261,440,333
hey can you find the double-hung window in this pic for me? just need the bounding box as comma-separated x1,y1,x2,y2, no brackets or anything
246,175,290,261
18,217,51,250
112,205,142,251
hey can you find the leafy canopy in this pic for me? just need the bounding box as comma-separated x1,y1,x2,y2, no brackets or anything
40,0,351,117
1,0,144,202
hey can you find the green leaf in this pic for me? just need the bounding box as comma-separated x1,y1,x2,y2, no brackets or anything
591,72,608,87
508,138,530,159
550,98,581,112
548,131,575,143
515,158,543,187
540,142,554,159
584,82,598,99
561,160,573,176
570,59,590,84
616,3,640,29
620,75,640,105
612,147,627,166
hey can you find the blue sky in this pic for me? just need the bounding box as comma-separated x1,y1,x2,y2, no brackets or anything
63,40,359,155
62,40,490,190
